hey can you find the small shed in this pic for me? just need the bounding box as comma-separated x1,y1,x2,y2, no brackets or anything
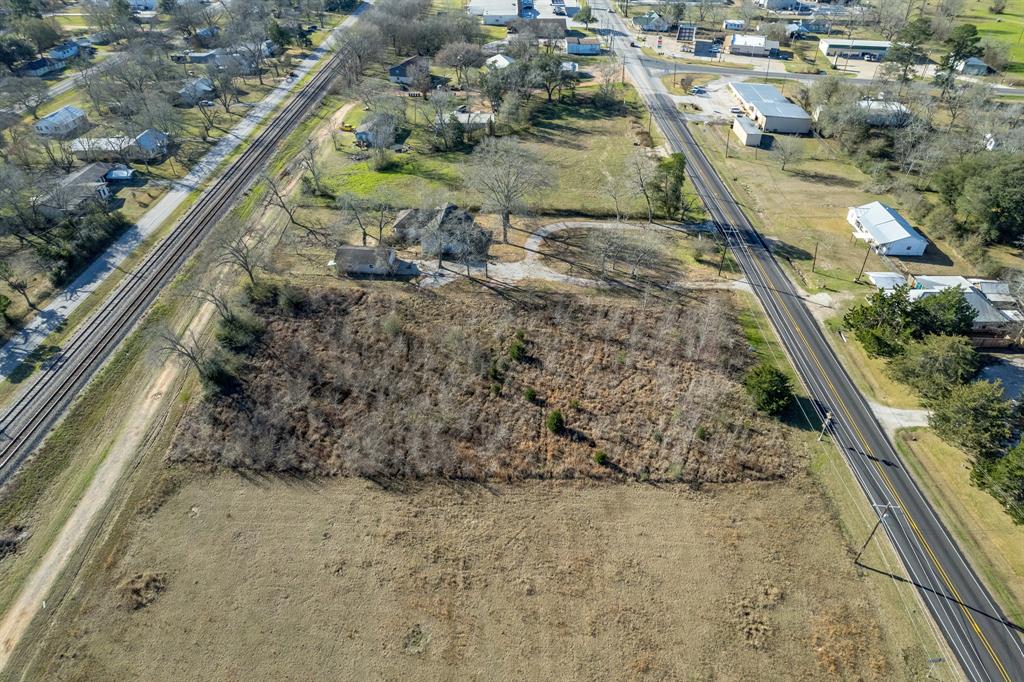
485,54,515,70
566,37,601,56
956,57,990,76
732,116,762,147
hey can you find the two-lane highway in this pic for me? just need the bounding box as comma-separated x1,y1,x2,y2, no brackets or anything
592,3,1024,679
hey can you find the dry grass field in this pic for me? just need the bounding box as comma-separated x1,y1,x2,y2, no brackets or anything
20,474,905,681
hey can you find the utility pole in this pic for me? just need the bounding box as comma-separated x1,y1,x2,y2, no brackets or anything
856,243,871,283
725,127,731,157
854,503,900,564
811,241,818,272
717,244,728,276
817,410,832,442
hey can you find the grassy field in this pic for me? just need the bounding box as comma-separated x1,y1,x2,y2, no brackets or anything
896,428,1024,626
688,122,984,295
960,0,1024,74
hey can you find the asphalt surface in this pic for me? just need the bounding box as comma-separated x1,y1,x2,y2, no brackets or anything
640,52,1024,98
592,4,1024,680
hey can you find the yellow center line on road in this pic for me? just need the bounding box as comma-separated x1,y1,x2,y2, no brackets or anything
691,149,1014,680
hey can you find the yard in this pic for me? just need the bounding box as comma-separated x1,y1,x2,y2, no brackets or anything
960,0,1024,76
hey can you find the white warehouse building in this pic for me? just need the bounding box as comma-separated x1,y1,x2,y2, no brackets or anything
848,201,927,257
728,82,811,134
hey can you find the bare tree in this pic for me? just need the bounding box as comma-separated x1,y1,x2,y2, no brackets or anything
300,141,327,196
218,225,263,285
467,136,547,243
160,329,206,375
0,260,33,309
629,150,656,224
773,136,803,171
0,76,48,119
262,173,327,242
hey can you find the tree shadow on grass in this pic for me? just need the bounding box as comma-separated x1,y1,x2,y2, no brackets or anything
789,169,860,188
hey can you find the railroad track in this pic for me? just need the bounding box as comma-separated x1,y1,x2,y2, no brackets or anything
0,34,350,482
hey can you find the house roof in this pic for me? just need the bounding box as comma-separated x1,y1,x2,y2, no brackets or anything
566,37,599,45
485,54,515,68
730,34,777,49
729,82,810,121
134,128,168,150
38,106,87,127
858,100,910,115
389,55,426,76
61,162,114,188
820,38,891,50
849,201,924,246
865,272,907,290
632,11,665,27
70,128,168,154
333,246,395,269
910,288,1008,325
179,76,214,94
733,116,761,135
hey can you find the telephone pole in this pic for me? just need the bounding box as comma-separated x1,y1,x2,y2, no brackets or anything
817,410,832,442
855,503,900,564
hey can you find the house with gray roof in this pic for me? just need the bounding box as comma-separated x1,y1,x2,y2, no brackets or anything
35,106,89,138
847,201,926,256
176,76,215,107
37,163,115,219
331,246,418,277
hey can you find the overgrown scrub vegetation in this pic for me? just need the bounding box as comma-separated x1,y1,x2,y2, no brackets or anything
170,288,795,483
843,285,1024,523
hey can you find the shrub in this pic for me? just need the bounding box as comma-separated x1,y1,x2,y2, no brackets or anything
695,425,707,440
276,285,307,315
743,362,793,416
593,450,608,466
546,409,565,434
382,312,403,337
972,443,1024,523
245,280,279,306
888,335,978,397
201,350,241,394
508,336,526,362
929,380,1012,459
216,313,265,354
524,386,537,403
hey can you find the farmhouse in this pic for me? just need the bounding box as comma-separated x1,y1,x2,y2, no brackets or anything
726,34,778,58
454,111,494,131
35,106,90,138
728,83,811,134
847,202,926,257
632,11,670,33
388,56,429,85
331,247,418,277
818,38,891,61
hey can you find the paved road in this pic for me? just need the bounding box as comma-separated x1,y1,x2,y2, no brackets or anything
592,3,1024,680
638,53,1024,98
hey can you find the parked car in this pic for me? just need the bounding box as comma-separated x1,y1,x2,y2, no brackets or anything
198,99,215,107
730,106,743,114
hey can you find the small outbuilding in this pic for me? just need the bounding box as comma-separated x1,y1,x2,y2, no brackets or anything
566,37,600,55
732,116,762,147
847,201,927,257
388,56,429,85
485,54,515,70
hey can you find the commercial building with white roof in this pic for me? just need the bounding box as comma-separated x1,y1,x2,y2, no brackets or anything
819,38,891,60
728,82,811,134
726,34,778,58
847,201,927,256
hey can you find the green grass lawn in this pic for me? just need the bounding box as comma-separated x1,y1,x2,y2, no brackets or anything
959,0,1024,74
324,85,668,219
896,428,1024,625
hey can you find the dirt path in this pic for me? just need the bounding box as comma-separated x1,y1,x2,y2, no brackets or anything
0,300,214,671
416,220,751,293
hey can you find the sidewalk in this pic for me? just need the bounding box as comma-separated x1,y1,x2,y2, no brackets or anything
0,9,363,381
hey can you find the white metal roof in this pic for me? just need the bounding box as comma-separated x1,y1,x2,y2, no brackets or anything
820,38,891,50
849,201,924,246
39,106,86,126
729,82,810,121
731,34,776,49
865,272,906,290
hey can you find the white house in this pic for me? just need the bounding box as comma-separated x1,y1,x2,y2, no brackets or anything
467,0,521,25
632,11,670,33
858,100,911,127
19,57,64,77
70,128,170,161
485,54,515,69
35,106,90,138
722,19,745,31
128,0,157,9
847,201,927,256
